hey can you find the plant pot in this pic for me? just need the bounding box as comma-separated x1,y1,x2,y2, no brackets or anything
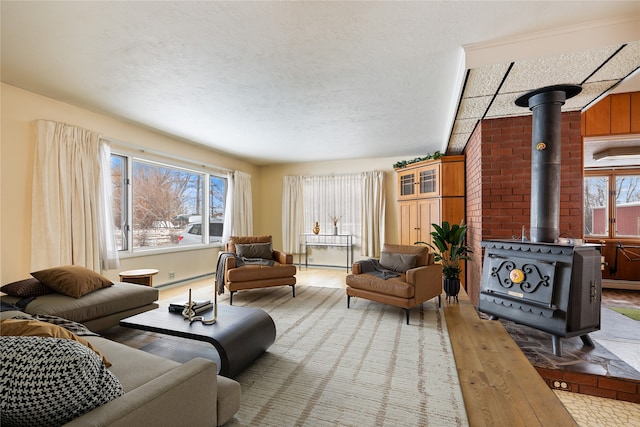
443,277,460,303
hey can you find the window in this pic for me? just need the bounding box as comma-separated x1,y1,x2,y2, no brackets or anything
584,171,640,239
110,153,227,252
301,174,362,246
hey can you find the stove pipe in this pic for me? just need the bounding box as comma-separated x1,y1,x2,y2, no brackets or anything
515,85,581,243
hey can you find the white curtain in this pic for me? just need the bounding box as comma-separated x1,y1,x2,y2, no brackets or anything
31,120,119,272
301,173,362,244
221,171,234,246
361,171,385,257
223,170,253,239
282,176,303,253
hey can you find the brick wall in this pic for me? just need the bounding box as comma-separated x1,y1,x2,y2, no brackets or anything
464,123,483,305
464,111,584,305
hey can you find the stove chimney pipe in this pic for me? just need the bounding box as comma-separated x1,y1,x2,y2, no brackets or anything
515,84,581,243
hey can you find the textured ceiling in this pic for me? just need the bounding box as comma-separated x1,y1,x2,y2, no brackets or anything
1,1,639,165
449,40,640,153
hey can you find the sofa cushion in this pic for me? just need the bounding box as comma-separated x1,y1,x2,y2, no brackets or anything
0,336,124,427
379,252,418,273
10,282,158,325
1,277,54,297
235,242,274,260
382,244,431,267
226,262,297,282
83,336,181,392
0,318,111,367
345,273,415,299
227,235,272,253
31,265,113,298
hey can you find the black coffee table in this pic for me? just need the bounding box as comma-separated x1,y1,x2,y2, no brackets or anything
120,304,276,377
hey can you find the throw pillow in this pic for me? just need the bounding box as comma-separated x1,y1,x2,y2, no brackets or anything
32,314,99,337
379,252,418,273
1,301,22,312
0,336,124,427
31,265,113,298
0,277,54,297
0,319,111,367
235,242,274,260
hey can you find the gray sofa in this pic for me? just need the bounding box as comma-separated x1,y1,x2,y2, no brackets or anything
65,335,241,426
1,281,159,332
0,310,241,426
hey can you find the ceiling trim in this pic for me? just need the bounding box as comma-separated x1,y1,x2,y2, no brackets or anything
442,47,469,154
463,15,640,69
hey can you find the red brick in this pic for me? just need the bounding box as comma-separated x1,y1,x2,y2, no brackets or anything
598,377,638,393
579,385,617,399
617,391,640,404
563,371,598,387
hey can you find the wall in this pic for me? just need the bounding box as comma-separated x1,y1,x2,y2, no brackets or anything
258,157,404,267
1,83,406,285
1,83,257,285
464,111,584,305
464,123,483,304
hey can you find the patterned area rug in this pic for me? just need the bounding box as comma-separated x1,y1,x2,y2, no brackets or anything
110,285,468,426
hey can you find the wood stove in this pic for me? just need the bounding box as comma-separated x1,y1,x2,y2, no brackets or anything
478,84,603,356
479,240,601,356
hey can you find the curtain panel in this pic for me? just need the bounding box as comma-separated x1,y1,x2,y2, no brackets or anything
31,120,119,272
361,171,385,257
225,170,253,239
282,176,303,253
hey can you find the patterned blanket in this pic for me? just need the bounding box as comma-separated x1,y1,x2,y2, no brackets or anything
215,252,275,294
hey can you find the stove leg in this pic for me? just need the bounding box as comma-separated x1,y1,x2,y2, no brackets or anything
580,334,595,348
552,335,562,357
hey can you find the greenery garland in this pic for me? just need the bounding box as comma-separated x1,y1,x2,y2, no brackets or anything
393,151,442,169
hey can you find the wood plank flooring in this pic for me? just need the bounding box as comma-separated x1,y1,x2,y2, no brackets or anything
443,288,577,426
157,267,577,426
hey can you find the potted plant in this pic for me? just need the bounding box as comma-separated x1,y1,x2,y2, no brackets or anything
417,220,472,302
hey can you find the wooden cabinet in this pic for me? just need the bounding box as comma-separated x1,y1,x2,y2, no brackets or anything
397,163,440,200
396,156,465,247
583,91,640,136
398,198,439,247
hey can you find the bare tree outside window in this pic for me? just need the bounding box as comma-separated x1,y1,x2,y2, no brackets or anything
132,161,204,248
110,152,228,251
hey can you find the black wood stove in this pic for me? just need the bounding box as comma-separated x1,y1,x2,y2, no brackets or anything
478,84,603,357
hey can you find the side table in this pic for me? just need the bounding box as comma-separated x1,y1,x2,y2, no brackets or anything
119,268,159,286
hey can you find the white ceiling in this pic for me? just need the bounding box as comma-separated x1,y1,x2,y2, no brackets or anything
2,1,639,165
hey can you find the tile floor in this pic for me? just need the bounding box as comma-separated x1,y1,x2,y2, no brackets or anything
505,288,640,426
555,390,640,427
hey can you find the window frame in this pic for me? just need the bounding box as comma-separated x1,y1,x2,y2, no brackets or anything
111,149,228,257
584,168,640,240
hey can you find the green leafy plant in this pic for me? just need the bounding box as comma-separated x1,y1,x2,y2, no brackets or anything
393,151,442,169
416,221,472,279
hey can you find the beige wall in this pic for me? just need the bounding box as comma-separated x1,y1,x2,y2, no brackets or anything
1,83,255,285
1,83,415,286
257,158,404,267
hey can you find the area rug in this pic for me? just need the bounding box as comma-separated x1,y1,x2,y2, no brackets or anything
609,306,640,321
110,285,468,426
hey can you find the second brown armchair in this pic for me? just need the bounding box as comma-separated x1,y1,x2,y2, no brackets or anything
345,243,442,324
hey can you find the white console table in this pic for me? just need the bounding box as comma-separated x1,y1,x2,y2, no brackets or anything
299,233,354,272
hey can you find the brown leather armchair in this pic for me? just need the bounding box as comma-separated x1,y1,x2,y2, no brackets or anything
221,235,296,304
345,244,442,324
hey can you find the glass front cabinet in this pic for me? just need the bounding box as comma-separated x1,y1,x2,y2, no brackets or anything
397,163,441,200
395,156,465,246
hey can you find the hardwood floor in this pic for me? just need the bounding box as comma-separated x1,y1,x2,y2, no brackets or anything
157,267,576,426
